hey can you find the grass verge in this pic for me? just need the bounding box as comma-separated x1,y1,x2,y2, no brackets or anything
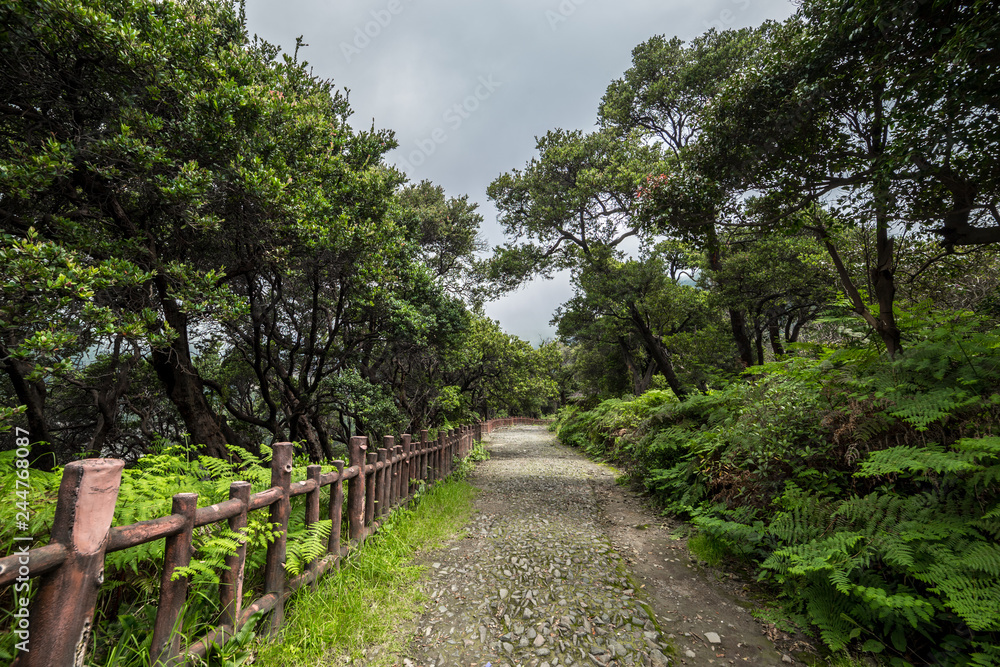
252,470,481,666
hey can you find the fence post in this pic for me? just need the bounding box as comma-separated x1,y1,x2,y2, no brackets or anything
382,436,394,514
420,430,429,483
329,460,345,560
262,442,293,635
305,465,322,587
151,492,198,666
436,431,445,482
375,447,387,518
365,451,377,527
448,429,456,476
220,481,251,636
15,459,123,667
347,437,367,544
391,442,401,508
400,434,411,503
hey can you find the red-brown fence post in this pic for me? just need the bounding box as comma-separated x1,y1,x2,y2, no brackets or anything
375,447,387,518
347,437,367,544
418,430,427,482
151,492,198,666
15,459,123,667
436,431,445,482
365,451,377,527
262,442,293,635
305,464,322,587
329,460,345,559
220,481,251,636
382,436,394,514
448,429,456,476
400,434,412,502
390,443,400,509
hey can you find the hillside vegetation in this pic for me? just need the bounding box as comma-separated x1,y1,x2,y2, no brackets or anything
554,314,1000,664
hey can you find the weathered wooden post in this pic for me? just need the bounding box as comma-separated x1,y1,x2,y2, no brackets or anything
305,465,322,587
365,451,377,527
449,429,456,476
420,430,429,483
220,481,251,635
347,437,367,544
400,435,412,502
262,442,293,635
151,492,198,665
384,444,393,513
328,460,345,559
382,436,394,514
393,444,403,505
15,459,123,667
375,447,387,518
436,431,445,482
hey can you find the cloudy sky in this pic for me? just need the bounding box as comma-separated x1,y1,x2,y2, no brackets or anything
244,0,797,343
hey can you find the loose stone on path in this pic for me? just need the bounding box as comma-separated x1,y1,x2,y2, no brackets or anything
398,426,674,667
387,425,790,667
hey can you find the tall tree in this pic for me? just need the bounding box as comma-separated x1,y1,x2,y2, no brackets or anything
599,28,767,367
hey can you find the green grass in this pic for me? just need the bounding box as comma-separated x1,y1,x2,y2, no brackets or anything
687,532,726,567
252,476,480,667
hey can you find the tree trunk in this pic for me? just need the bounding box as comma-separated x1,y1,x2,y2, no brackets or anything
873,183,902,356
767,313,785,357
1,351,57,470
629,308,689,401
705,224,755,367
151,283,233,459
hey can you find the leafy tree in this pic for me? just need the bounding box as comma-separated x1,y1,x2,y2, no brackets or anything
702,233,837,363
599,28,768,367
701,0,1000,354
487,128,659,286
396,180,488,303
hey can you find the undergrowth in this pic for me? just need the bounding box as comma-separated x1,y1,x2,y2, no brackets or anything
0,433,486,665
554,314,1000,665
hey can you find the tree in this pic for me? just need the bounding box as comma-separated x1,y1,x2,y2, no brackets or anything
0,0,400,460
599,28,768,367
487,128,659,285
701,0,1000,354
701,233,837,363
396,181,489,303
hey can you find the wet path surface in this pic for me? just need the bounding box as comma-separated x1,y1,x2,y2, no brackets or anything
385,426,791,667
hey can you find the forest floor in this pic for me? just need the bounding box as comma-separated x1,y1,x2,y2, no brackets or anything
351,425,809,667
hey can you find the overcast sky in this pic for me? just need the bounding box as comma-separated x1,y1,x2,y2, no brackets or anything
244,0,797,344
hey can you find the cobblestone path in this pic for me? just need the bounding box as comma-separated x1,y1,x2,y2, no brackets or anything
386,426,789,667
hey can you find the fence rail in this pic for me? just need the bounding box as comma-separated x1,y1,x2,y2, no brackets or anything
0,417,550,666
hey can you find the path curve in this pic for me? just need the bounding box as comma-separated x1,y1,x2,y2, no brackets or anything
389,426,793,667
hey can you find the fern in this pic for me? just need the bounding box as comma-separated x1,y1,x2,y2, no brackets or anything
284,520,333,577
856,444,977,476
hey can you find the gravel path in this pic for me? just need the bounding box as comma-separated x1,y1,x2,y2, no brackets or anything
384,426,792,667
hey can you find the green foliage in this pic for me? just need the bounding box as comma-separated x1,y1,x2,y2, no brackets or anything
556,317,1000,662
0,443,343,664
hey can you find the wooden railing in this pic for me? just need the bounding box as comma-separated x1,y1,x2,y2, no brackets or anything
0,418,546,667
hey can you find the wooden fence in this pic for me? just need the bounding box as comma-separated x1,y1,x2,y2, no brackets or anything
0,418,549,667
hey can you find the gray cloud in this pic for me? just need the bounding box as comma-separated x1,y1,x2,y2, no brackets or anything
244,0,796,343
